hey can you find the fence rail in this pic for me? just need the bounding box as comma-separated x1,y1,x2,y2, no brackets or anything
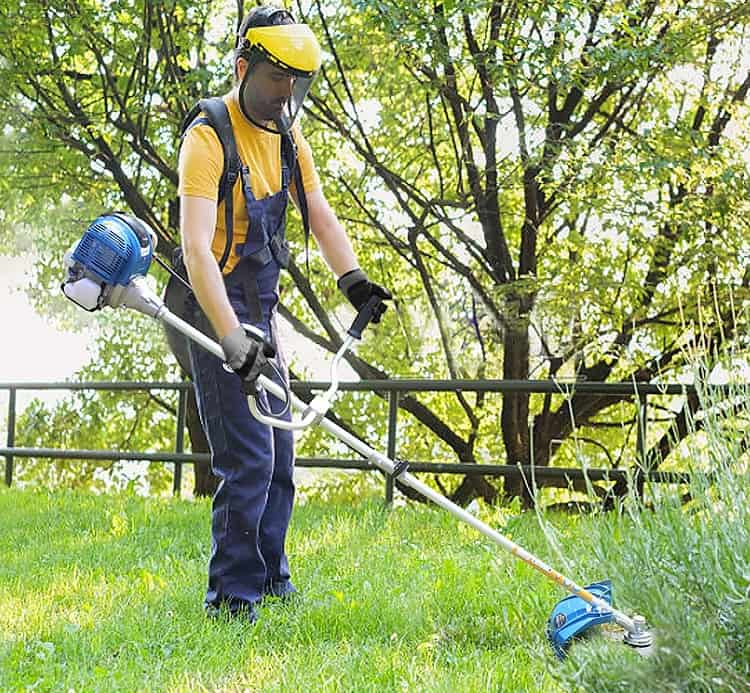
0,378,718,500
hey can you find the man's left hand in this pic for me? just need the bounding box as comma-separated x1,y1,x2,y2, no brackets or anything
337,268,392,323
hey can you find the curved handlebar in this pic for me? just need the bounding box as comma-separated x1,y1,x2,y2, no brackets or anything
154,287,375,437
248,294,385,431
247,335,355,431
158,295,384,432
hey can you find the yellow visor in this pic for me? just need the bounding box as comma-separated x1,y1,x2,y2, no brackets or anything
244,25,322,77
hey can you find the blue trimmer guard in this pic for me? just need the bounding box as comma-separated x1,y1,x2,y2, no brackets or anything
547,580,613,658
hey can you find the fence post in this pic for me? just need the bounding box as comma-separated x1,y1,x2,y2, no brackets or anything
635,392,648,498
173,386,187,497
4,387,15,487
385,390,399,503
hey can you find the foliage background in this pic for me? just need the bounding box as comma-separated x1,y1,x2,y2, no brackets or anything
0,0,749,503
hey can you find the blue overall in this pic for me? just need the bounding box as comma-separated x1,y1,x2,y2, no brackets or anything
188,146,295,614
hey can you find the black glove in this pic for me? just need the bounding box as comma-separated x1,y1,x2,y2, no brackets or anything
337,268,392,323
221,325,270,393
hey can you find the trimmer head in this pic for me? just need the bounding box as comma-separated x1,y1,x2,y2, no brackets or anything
547,580,614,658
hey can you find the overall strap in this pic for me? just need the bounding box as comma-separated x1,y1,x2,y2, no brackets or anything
276,124,311,270
293,160,311,272
224,261,264,324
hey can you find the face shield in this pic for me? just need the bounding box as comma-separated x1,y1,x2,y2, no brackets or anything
238,24,322,134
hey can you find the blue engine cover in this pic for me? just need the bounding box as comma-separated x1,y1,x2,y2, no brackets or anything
72,214,153,286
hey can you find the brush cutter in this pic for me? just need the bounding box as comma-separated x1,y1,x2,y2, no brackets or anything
61,213,655,658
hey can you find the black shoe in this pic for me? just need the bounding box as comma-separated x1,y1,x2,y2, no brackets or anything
262,579,299,602
204,600,259,624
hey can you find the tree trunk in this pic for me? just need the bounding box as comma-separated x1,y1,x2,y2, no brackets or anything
501,311,533,506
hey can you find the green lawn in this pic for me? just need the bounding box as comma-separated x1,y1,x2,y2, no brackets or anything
0,477,747,691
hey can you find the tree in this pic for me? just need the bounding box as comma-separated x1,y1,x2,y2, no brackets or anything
1,0,749,505
296,0,750,503
0,0,229,494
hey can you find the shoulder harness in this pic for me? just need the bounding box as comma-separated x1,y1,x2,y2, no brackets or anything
180,97,311,272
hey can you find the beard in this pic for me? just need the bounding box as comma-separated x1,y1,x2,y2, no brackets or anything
239,79,287,124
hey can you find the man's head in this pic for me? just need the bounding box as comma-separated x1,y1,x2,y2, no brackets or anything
234,5,321,131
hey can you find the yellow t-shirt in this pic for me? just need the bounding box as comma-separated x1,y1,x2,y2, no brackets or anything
178,92,320,274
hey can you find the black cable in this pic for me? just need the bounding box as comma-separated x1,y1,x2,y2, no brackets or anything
254,360,292,419
153,254,193,292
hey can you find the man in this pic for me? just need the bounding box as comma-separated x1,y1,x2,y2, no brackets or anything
178,5,391,622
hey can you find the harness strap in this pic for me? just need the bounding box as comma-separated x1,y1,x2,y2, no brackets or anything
223,259,263,324
199,98,241,272
180,99,241,273
293,161,311,272
280,131,312,273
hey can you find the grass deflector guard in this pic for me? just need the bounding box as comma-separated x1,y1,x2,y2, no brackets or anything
63,213,655,658
548,580,614,658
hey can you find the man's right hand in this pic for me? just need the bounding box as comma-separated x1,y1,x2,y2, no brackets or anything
220,325,269,391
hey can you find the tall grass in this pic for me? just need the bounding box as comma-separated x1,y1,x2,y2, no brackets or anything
552,379,750,692
1,381,748,690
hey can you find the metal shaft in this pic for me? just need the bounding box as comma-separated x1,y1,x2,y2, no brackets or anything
157,305,637,634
